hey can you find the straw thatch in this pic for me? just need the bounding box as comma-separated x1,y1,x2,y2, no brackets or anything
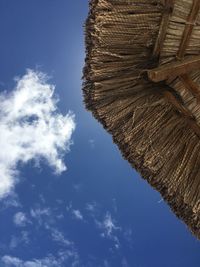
83,0,200,239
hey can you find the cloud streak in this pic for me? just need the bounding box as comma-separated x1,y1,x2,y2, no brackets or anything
0,69,75,199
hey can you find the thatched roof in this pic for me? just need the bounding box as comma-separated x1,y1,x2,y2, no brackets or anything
83,0,200,239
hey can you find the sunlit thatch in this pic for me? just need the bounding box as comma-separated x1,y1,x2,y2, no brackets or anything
83,0,200,238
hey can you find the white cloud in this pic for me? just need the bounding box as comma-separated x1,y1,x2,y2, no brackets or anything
13,212,29,227
50,228,72,247
0,69,75,199
1,255,57,267
30,207,51,225
72,209,83,221
96,212,121,249
30,205,73,248
66,203,84,221
85,202,97,213
85,202,101,220
100,212,120,237
9,236,20,250
1,194,21,211
2,250,80,267
1,256,21,266
73,183,82,192
66,202,72,211
9,231,29,250
30,207,51,218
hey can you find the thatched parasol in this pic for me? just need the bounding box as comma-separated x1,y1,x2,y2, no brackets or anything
83,0,200,238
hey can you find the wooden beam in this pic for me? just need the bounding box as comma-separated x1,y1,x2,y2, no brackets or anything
179,74,200,103
153,0,174,58
164,90,200,138
148,56,200,82
164,90,195,119
177,0,200,59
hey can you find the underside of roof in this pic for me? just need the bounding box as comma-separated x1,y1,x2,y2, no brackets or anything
83,0,200,239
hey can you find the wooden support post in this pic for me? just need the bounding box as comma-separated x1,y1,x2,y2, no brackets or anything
148,56,200,82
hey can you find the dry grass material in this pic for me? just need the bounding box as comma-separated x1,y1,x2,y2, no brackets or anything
83,0,200,239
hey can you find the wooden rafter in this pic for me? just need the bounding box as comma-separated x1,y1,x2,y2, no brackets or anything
177,0,200,59
164,90,195,119
149,0,200,139
148,55,200,82
179,74,200,103
153,0,174,58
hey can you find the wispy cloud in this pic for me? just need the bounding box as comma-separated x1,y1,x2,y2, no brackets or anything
66,203,84,221
85,202,133,252
85,202,98,213
72,209,83,221
9,231,29,250
100,212,121,238
0,194,21,211
73,183,83,193
96,212,121,249
0,69,75,199
50,228,72,247
30,207,51,225
29,205,74,249
1,250,80,267
13,212,30,227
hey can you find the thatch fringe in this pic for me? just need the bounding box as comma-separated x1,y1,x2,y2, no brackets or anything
83,0,200,239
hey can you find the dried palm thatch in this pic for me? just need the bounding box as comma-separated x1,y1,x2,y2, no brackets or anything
83,0,200,239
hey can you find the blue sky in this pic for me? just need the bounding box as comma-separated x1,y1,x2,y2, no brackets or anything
0,1,199,267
